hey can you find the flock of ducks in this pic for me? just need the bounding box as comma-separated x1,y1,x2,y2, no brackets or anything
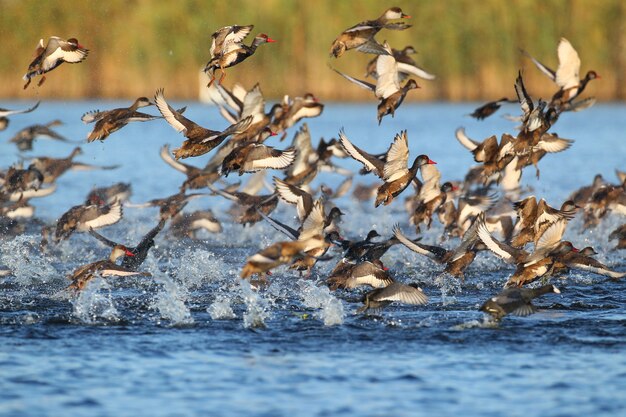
1,7,624,323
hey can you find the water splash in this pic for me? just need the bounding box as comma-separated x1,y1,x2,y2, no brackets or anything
299,280,345,326
208,298,236,320
151,274,193,325
434,273,462,306
0,235,56,286
450,316,500,330
176,248,227,289
71,277,120,324
240,280,270,329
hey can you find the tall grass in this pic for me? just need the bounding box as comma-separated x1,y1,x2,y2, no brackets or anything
1,0,624,100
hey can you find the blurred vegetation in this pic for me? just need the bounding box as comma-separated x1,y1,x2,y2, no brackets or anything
1,0,624,101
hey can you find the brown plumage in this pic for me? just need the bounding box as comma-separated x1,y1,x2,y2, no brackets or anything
68,245,150,291
23,37,88,89
330,7,411,58
480,285,560,321
55,200,123,242
85,97,159,142
155,88,253,159
339,129,435,207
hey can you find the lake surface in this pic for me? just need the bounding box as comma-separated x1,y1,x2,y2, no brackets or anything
1,101,625,417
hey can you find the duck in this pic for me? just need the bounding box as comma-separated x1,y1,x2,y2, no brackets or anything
510,197,578,248
0,101,40,131
476,213,578,287
357,282,428,314
158,145,220,191
393,217,483,279
240,234,330,279
521,37,599,110
365,45,436,82
220,143,296,177
327,259,393,290
339,129,436,206
23,37,88,89
170,210,222,238
211,83,279,143
410,181,456,232
271,94,325,136
330,7,411,58
85,183,132,206
583,184,626,228
204,27,276,87
333,42,419,124
207,183,278,226
467,98,515,120
84,97,162,142
88,219,166,270
55,200,122,242
609,224,626,250
273,176,315,223
548,245,626,279
129,191,209,221
256,199,343,273
30,147,118,184
1,165,43,194
480,284,561,321
67,245,150,291
9,119,73,151
154,88,253,159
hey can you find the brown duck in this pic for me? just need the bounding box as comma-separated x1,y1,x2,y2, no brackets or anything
339,129,435,207
330,7,411,58
23,37,88,89
55,200,123,242
357,282,428,314
393,218,482,279
67,245,150,291
480,284,561,321
84,97,162,142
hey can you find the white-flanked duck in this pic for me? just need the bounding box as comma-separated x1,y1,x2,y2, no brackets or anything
521,37,599,110
30,147,118,184
85,183,132,206
339,129,435,206
170,210,222,238
67,245,150,291
240,234,331,279
549,246,626,279
333,42,419,124
220,143,296,177
155,88,253,159
84,97,161,142
207,183,278,227
476,213,578,287
55,200,122,242
204,26,276,87
327,259,393,291
158,145,220,191
9,119,74,151
393,217,482,279
357,282,428,314
330,7,411,58
88,219,166,270
23,37,88,89
480,284,561,321
366,45,436,82
0,101,40,131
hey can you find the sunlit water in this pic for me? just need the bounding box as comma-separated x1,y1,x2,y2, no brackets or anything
1,100,625,417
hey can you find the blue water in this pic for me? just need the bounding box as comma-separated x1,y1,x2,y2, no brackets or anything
1,101,625,417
